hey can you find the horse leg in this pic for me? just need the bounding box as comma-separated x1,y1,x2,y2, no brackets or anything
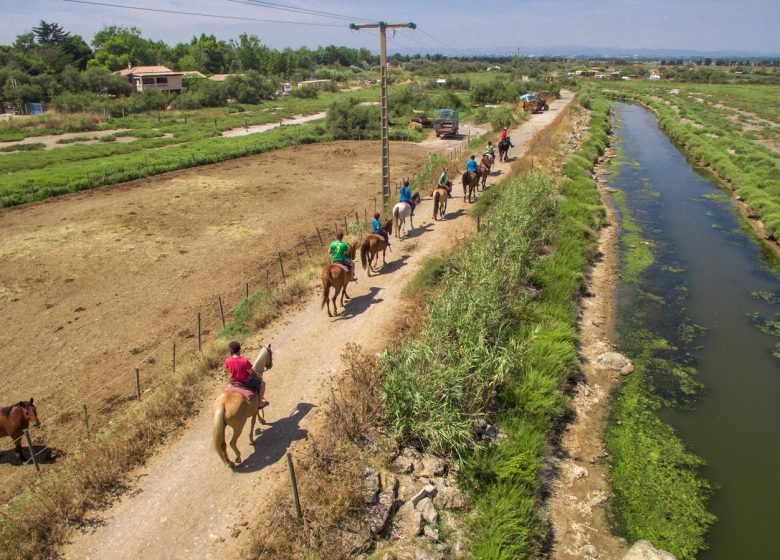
13,430,25,463
382,247,387,265
248,408,257,444
230,421,244,465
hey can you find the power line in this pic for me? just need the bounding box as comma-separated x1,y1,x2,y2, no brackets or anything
226,0,372,23
61,0,345,27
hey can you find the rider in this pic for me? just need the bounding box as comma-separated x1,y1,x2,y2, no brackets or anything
465,154,479,177
225,340,268,407
500,127,508,142
438,166,452,198
484,141,495,159
329,231,356,281
371,212,390,246
399,178,415,216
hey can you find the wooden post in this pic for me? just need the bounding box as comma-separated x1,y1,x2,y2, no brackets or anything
316,227,323,246
245,282,249,299
23,430,39,473
218,296,225,328
83,404,90,439
364,208,368,224
172,342,176,372
266,267,270,287
302,237,310,257
287,453,302,518
355,211,359,225
278,253,286,283
374,197,377,212
295,249,301,269
343,216,349,232
197,313,202,352
135,368,141,400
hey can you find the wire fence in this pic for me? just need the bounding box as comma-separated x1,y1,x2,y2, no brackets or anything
0,135,471,502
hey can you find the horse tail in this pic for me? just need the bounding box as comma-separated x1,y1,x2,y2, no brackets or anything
433,190,440,218
321,266,332,309
393,205,401,236
212,403,229,465
360,237,371,270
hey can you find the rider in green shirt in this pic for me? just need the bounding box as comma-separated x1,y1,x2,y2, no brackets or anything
438,166,452,198
329,231,356,280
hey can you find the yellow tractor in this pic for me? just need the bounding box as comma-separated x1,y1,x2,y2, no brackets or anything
409,109,432,130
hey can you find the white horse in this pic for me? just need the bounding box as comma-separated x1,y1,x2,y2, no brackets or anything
392,192,420,239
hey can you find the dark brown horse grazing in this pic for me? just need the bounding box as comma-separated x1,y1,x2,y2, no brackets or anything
360,220,393,276
1,399,40,462
321,242,357,317
462,171,479,203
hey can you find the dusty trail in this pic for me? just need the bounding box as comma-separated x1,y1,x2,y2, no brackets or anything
60,92,574,559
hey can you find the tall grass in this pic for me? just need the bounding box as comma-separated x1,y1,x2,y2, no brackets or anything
381,98,610,557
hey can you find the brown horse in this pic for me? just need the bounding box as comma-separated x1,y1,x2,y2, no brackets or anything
462,171,479,203
212,346,272,466
432,185,450,220
360,219,393,276
321,242,358,317
479,158,491,190
1,399,40,463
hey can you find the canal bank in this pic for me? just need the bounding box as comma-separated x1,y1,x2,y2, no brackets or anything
606,103,780,560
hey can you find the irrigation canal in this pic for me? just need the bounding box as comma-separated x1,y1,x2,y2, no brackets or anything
609,103,780,558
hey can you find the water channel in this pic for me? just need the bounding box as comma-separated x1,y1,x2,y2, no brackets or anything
609,103,780,558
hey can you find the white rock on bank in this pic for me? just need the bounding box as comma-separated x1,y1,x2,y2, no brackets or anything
595,351,634,375
623,540,677,560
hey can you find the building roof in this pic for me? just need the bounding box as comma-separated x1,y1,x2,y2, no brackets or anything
182,71,207,79
209,74,233,82
117,65,174,76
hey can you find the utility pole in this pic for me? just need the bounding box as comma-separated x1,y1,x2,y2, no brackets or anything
350,21,416,203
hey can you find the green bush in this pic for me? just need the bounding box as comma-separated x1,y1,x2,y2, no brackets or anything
325,97,378,139
292,85,319,99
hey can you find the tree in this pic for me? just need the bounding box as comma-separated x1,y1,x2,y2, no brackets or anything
32,21,69,46
91,26,169,70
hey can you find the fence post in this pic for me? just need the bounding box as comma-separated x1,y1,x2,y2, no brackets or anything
316,227,323,246
245,282,250,299
278,253,286,283
364,208,368,224
302,237,311,257
374,197,377,212
218,296,225,328
343,216,348,232
23,430,40,473
135,368,141,400
197,313,202,352
295,249,301,269
355,211,359,225
266,267,270,287
287,453,302,518
83,404,90,439
172,342,176,372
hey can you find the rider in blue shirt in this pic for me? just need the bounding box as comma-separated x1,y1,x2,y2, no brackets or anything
399,178,415,215
466,155,479,175
371,212,390,245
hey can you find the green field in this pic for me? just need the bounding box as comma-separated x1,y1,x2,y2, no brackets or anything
594,81,780,236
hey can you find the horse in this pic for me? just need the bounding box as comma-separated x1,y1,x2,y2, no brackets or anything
321,242,358,317
1,399,40,463
432,181,451,221
212,346,273,466
360,219,393,276
392,192,421,239
462,171,479,203
479,159,491,191
498,138,511,162
483,152,495,170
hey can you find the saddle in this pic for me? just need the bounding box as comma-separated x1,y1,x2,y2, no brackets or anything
335,262,351,273
225,382,269,407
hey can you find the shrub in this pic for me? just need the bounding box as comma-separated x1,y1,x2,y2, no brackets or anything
292,85,319,99
326,97,378,139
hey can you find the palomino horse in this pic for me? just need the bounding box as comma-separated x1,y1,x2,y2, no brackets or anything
1,399,41,462
498,138,511,162
479,158,491,190
392,192,421,239
462,171,479,203
432,181,451,221
321,242,358,317
360,219,393,276
212,346,273,466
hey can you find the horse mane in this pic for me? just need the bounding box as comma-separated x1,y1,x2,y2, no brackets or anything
252,346,271,373
0,405,12,417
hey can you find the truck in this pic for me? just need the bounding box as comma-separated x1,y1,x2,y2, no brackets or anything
409,109,432,129
433,108,459,137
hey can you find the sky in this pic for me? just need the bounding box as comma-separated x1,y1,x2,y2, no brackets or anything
2,0,779,56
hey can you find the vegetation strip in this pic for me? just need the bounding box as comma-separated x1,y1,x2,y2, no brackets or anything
380,98,609,557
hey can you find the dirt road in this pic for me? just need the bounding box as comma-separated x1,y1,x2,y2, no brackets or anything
59,92,574,559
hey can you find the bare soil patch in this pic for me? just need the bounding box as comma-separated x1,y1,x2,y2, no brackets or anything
0,140,426,498
0,128,131,151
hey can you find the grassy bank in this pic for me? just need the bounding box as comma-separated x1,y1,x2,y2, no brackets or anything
380,98,609,557
595,81,780,238
604,108,716,559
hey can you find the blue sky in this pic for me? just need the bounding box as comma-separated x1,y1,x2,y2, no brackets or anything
3,0,779,55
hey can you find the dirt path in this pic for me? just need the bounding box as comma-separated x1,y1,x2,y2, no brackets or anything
58,92,574,559
548,146,628,560
221,112,326,137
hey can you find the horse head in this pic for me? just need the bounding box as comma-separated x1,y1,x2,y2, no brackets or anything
383,219,393,234
411,192,421,204
253,345,273,372
347,242,358,259
20,399,40,428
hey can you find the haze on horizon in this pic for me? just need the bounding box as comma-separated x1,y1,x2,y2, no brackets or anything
3,0,779,56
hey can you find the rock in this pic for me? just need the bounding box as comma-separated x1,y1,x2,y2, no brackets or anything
623,540,677,560
571,464,588,481
423,525,440,542
394,501,424,538
382,553,397,560
230,527,241,538
595,351,634,375
392,455,415,474
410,484,438,507
433,486,465,510
419,456,447,478
369,476,398,535
363,468,381,505
416,497,438,525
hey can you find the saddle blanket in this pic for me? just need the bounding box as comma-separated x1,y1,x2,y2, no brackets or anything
335,262,350,273
224,385,256,401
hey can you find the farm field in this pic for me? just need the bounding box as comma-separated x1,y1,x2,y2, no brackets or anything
0,139,428,499
596,81,780,239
